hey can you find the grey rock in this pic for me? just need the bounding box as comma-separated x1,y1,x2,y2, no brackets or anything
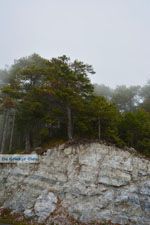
0,143,150,224
64,147,72,155
24,209,34,218
34,191,57,222
98,168,131,186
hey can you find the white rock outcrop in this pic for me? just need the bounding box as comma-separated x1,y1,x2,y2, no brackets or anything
0,143,150,224
34,191,57,222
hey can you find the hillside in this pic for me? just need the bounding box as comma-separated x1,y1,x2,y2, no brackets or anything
0,143,150,225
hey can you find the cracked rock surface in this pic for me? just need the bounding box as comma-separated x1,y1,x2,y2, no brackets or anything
0,143,150,224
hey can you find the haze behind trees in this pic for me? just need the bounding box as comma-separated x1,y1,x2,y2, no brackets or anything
0,54,149,157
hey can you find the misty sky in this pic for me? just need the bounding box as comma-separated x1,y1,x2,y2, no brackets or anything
0,0,150,87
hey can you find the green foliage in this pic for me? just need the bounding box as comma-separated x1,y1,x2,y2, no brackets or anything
140,80,150,100
119,110,150,156
0,54,149,156
89,96,121,141
94,83,113,100
140,98,150,113
0,69,10,85
112,85,140,112
139,80,150,113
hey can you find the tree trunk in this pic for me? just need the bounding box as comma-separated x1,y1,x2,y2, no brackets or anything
9,110,16,152
0,113,5,150
67,106,73,140
25,132,31,152
0,110,9,153
98,117,101,141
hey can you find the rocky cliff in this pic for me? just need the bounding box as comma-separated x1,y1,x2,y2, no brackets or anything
0,143,150,225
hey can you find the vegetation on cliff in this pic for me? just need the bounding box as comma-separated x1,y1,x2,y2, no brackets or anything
0,54,149,156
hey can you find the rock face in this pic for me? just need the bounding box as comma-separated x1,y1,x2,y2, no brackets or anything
0,143,150,224
34,191,57,222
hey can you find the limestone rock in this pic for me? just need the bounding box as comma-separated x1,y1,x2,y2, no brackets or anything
34,191,57,222
64,147,72,155
0,143,150,224
24,209,34,218
98,168,131,186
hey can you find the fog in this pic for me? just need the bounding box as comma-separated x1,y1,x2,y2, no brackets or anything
0,0,150,87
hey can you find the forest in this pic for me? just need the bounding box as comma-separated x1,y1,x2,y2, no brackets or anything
0,54,149,156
